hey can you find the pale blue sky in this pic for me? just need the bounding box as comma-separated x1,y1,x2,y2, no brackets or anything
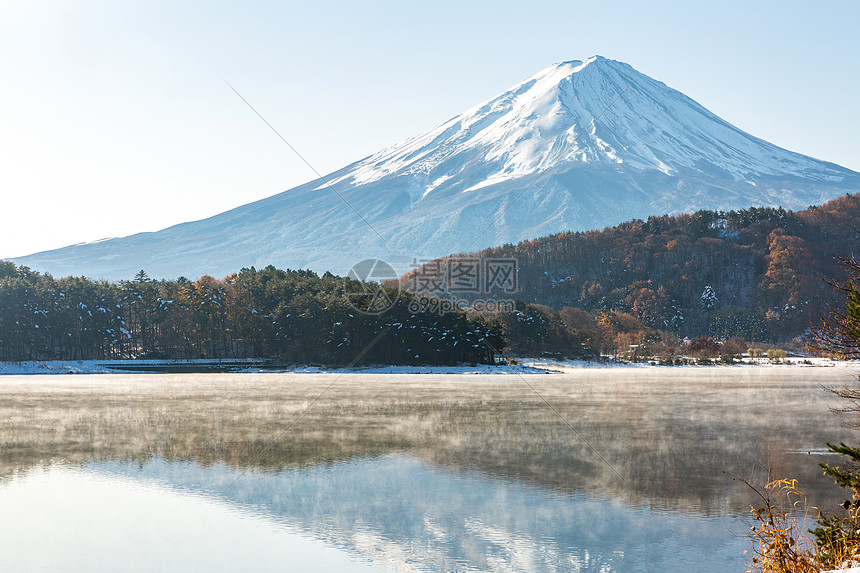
2,0,858,258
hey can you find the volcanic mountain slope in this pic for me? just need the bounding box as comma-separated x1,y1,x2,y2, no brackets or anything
14,56,860,279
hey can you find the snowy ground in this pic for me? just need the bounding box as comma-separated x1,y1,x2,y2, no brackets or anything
0,359,556,376
287,363,557,374
0,356,854,376
521,355,853,373
0,359,266,375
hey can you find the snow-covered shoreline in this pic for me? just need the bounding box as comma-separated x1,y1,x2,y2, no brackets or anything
0,359,556,376
0,359,266,376
525,355,854,373
0,356,854,376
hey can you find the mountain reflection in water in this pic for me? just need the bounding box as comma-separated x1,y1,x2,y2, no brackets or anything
2,455,742,572
1,368,857,571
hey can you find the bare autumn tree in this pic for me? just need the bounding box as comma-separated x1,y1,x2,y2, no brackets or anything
809,255,860,359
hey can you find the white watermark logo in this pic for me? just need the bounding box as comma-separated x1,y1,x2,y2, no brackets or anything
344,256,519,316
344,258,401,315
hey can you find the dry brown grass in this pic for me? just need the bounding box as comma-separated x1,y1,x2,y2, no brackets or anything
742,477,860,573
744,478,820,573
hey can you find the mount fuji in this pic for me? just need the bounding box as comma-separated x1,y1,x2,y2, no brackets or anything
14,56,860,279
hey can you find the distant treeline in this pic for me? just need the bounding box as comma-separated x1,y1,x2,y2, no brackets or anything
0,264,511,364
408,194,860,342
7,195,858,364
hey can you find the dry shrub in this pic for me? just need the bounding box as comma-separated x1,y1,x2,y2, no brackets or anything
744,477,860,572
745,478,819,573
722,337,749,358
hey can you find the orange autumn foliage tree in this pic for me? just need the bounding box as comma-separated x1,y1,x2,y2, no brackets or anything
407,194,860,342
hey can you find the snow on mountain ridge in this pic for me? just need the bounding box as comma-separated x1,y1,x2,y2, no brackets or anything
325,55,846,197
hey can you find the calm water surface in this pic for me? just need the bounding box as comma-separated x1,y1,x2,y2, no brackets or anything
1,367,857,572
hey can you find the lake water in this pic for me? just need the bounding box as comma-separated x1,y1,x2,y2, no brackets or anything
1,367,858,572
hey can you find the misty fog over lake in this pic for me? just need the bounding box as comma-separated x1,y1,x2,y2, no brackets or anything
1,368,856,572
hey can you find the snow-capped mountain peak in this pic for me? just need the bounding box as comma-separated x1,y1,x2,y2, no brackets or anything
13,57,860,280
329,55,846,198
